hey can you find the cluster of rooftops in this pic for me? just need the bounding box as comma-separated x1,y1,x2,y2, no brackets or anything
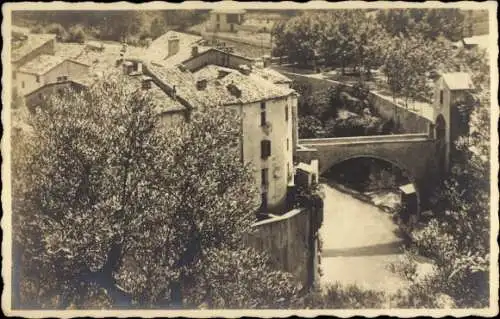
12,28,295,115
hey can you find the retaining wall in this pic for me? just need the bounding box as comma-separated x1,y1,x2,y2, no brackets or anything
244,208,319,288
280,72,433,134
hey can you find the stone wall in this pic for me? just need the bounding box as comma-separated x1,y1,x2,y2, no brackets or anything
244,208,319,288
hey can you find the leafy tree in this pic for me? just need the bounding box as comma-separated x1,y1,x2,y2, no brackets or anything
381,35,433,106
44,23,68,42
149,17,166,39
67,24,86,43
13,74,299,309
376,9,465,41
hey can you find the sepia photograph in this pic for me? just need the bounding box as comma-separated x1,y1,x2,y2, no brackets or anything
1,1,498,317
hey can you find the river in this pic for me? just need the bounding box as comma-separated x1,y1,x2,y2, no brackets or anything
319,183,410,294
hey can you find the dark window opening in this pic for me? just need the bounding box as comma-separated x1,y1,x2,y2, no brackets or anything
36,75,40,83
261,168,268,187
260,101,266,126
21,81,25,89
260,192,268,213
261,140,271,159
287,138,289,151
285,105,288,121
439,90,444,105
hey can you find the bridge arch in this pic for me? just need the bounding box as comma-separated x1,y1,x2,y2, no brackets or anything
321,153,421,216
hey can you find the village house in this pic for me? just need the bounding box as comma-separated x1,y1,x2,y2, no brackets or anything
11,30,56,97
16,55,90,100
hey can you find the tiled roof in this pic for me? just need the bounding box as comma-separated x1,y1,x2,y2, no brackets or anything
18,54,67,75
55,43,86,59
442,72,475,91
12,33,56,62
12,25,30,36
194,65,294,105
126,74,185,114
251,67,292,84
148,63,294,108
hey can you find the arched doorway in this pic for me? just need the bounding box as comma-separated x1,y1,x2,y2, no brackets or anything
435,114,447,173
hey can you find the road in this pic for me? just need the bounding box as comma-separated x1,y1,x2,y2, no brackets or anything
319,183,409,294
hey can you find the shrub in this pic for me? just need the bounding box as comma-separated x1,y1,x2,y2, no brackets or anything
295,283,386,309
351,81,370,101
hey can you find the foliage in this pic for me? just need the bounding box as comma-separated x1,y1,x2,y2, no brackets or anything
188,247,301,309
398,81,491,308
294,283,386,309
13,10,209,43
381,34,434,105
13,74,298,309
376,9,465,41
44,23,68,41
67,25,86,43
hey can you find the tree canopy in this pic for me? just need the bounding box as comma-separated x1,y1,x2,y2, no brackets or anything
12,74,299,309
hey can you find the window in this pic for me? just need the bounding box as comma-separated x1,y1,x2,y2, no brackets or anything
21,81,25,89
287,138,289,151
216,23,220,31
260,192,268,213
38,93,42,100
261,140,271,159
261,168,268,187
12,72,16,80
216,14,220,22
287,163,292,182
260,101,266,126
36,75,40,83
285,105,288,121
439,90,444,105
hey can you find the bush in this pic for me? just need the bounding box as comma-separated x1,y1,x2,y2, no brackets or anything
67,25,86,43
351,81,370,101
295,283,386,309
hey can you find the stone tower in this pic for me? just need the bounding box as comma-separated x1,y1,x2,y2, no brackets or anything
433,72,475,172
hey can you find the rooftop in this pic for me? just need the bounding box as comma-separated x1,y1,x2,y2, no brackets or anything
126,74,185,114
194,64,294,105
441,72,475,91
18,54,69,75
12,33,56,62
12,25,30,36
463,34,490,50
147,30,204,63
211,8,246,14
148,63,294,109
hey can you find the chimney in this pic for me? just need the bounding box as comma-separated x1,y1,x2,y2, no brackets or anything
238,64,251,75
263,55,271,68
141,76,152,90
227,83,241,98
217,69,229,79
167,35,180,57
191,45,199,57
122,61,133,75
196,79,207,90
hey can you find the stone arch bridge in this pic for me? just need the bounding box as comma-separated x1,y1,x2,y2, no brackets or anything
297,133,442,211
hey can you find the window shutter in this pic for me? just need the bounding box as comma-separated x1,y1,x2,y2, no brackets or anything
261,140,271,159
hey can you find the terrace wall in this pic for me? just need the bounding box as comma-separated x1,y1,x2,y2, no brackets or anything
281,72,433,134
244,208,320,289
